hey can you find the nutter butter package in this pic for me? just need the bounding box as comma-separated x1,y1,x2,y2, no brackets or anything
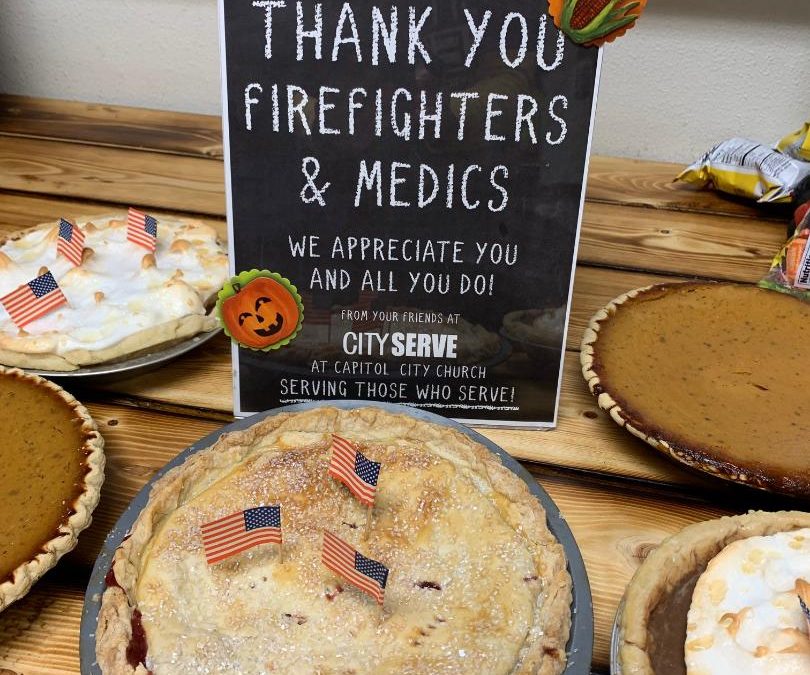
759,200,810,300
677,137,810,204
777,122,810,162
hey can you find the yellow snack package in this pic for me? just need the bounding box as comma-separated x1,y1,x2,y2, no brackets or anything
759,201,810,301
776,121,810,161
677,137,810,204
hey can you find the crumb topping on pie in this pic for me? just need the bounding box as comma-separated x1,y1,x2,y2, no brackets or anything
0,214,228,370
96,408,571,674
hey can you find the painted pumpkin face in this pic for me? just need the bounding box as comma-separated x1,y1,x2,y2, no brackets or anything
220,276,300,349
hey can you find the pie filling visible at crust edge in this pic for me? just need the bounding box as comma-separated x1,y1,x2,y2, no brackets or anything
95,407,572,675
616,510,810,675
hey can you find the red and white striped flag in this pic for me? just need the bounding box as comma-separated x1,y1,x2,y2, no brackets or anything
126,208,158,252
328,435,381,507
0,270,68,329
201,505,282,565
322,530,388,604
57,218,85,267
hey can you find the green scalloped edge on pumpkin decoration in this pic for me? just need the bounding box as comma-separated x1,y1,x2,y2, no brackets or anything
216,269,304,352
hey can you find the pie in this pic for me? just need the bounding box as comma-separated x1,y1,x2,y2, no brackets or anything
0,366,104,611
616,510,810,674
581,282,810,495
0,213,229,371
502,308,566,347
96,407,571,674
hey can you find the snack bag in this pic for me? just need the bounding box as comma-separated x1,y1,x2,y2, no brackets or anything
776,122,810,162
759,200,810,300
677,138,810,204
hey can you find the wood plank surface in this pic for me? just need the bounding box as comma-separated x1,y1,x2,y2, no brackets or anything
0,136,225,215
0,95,222,159
0,96,803,674
0,191,227,240
0,95,789,224
0,142,789,281
584,155,787,222
81,336,713,491
579,201,786,281
0,575,83,674
0,401,736,673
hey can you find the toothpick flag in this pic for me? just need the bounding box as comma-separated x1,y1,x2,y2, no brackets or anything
201,505,282,565
127,208,158,252
328,435,381,507
0,270,68,329
57,218,85,267
322,530,388,605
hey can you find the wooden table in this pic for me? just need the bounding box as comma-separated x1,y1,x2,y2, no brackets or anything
0,95,801,674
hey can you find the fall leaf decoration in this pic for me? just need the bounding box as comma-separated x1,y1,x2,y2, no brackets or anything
548,0,647,47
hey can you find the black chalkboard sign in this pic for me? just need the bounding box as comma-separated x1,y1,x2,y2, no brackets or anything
219,0,600,426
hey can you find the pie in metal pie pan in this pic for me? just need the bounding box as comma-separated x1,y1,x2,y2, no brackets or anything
81,401,593,674
609,510,810,674
0,366,105,611
0,214,228,374
581,282,810,496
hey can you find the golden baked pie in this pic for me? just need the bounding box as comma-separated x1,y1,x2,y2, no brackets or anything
96,407,571,674
616,511,810,674
581,282,810,495
0,214,228,370
0,366,104,610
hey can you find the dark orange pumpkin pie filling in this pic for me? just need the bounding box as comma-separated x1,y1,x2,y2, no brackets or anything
584,282,810,495
0,368,104,609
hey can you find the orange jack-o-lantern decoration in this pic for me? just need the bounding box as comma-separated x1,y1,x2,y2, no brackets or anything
218,272,302,350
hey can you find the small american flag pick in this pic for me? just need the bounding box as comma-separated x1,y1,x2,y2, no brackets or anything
322,530,388,604
57,218,85,267
0,270,68,329
201,505,282,565
127,208,158,252
328,435,381,507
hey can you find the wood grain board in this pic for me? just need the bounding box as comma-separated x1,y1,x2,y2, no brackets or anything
0,95,803,674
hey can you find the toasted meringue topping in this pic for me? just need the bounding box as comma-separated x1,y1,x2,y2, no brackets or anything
0,214,228,354
686,529,810,674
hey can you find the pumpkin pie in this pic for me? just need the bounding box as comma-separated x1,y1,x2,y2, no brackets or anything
581,282,810,495
96,407,571,674
0,366,104,611
616,510,810,674
0,214,228,371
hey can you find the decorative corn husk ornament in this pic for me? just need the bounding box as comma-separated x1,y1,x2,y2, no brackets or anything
549,0,647,46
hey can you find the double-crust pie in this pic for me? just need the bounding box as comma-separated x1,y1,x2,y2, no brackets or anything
0,366,104,610
0,214,228,371
96,407,571,674
616,511,810,674
581,282,810,495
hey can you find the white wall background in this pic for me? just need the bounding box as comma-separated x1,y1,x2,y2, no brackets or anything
0,0,808,163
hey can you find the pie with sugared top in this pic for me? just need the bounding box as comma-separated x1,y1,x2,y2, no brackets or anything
96,407,571,674
0,366,104,611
